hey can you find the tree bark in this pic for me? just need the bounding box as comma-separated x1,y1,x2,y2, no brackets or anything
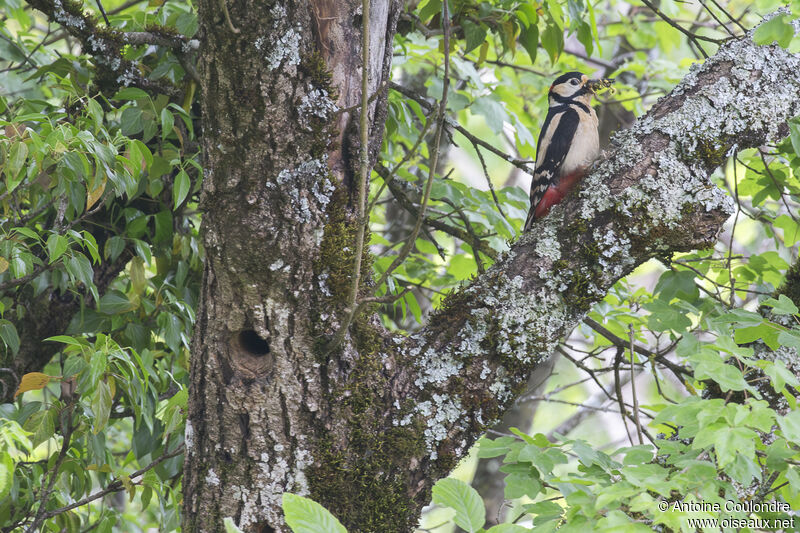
183,2,800,529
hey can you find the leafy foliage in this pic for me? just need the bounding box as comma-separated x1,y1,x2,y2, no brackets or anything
2,0,800,529
0,0,199,529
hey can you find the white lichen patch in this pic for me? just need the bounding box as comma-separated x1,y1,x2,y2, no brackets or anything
52,0,86,30
235,442,311,529
205,468,220,486
594,227,635,282
257,4,302,71
579,22,799,237
413,347,463,388
482,275,569,362
533,215,561,261
274,157,332,223
415,394,463,460
298,84,339,131
185,419,194,450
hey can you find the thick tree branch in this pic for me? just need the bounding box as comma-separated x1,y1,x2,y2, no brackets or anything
387,27,800,500
26,0,187,95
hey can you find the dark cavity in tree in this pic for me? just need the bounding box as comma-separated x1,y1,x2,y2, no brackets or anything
237,330,270,356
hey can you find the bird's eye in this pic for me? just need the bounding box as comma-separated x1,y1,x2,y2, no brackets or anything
570,79,579,86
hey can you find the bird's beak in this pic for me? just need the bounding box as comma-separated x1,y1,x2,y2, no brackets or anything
586,78,616,93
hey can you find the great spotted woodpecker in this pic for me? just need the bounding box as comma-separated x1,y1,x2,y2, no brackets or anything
523,72,613,230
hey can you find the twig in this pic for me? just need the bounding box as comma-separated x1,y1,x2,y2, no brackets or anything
614,346,636,447
388,81,535,176
472,140,509,223
94,0,110,25
366,110,435,217
759,148,799,223
629,324,644,445
325,0,374,352
219,0,240,33
25,404,75,533
32,445,185,524
371,0,451,293
710,0,747,33
638,0,719,57
380,169,498,259
728,152,740,308
582,317,690,383
435,195,486,273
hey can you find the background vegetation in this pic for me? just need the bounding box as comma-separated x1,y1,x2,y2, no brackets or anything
1,0,799,531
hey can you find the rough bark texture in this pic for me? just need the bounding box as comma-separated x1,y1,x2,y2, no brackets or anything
182,0,402,531
184,3,800,530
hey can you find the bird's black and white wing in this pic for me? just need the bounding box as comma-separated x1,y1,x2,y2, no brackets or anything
525,107,580,229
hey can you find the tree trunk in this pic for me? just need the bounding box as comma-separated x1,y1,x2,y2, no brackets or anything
183,2,800,529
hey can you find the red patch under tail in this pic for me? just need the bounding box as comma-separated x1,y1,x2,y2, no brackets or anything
532,169,587,220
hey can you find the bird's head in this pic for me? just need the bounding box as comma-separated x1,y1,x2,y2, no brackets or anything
548,72,614,107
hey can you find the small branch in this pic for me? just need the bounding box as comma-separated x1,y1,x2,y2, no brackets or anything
388,81,536,176
25,403,75,533
94,0,110,25
638,0,722,57
472,140,509,223
380,168,498,260
32,445,185,524
372,0,451,293
582,317,690,383
614,347,636,447
219,0,240,33
365,109,435,218
629,325,644,445
325,0,374,353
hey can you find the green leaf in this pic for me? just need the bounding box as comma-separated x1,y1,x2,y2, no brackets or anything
644,300,691,332
486,525,530,533
576,20,593,56
161,107,175,139
282,493,347,533
759,359,800,393
173,169,190,210
431,478,485,532
753,14,793,48
30,408,56,448
46,234,69,264
418,0,442,23
0,320,20,355
0,452,13,501
113,87,150,100
86,98,104,130
5,141,28,190
98,290,135,315
762,295,799,316
88,349,108,386
477,436,516,458
777,411,800,442
714,426,755,467
92,381,112,434
540,23,564,64
778,329,800,350
790,119,800,158
462,20,487,54
120,107,144,136
105,235,126,261
504,472,541,499
774,214,800,246
518,24,539,64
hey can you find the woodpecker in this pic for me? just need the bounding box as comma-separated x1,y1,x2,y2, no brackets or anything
523,72,613,230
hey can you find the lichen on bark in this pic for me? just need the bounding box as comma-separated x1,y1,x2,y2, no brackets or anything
185,4,800,530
